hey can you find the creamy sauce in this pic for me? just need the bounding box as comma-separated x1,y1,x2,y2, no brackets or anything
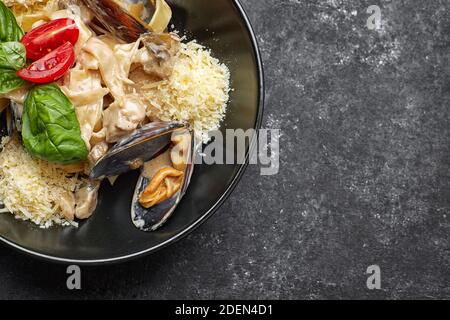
142,150,172,179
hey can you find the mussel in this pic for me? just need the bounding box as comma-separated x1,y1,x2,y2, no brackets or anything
81,0,179,78
82,0,149,42
90,120,197,232
81,0,173,42
90,121,186,179
131,129,197,231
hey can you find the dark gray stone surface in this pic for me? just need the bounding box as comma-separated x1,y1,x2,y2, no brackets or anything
1,0,450,299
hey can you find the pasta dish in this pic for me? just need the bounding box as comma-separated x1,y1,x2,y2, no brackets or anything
0,0,230,231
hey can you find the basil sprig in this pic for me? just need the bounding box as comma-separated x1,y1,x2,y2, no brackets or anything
0,41,26,70
22,84,88,164
0,1,23,42
0,68,26,94
0,1,26,95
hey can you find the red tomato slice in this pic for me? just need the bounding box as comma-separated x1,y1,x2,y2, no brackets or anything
17,42,75,84
21,18,79,61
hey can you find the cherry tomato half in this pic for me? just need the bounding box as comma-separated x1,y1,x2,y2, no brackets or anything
21,18,79,61
17,42,75,84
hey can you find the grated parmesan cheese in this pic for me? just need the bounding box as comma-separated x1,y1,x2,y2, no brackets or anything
141,41,231,142
0,136,87,227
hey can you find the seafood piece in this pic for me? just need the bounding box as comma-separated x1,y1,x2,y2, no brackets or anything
82,0,178,78
137,32,180,79
59,191,76,221
88,141,109,166
139,167,184,208
170,129,192,171
75,180,100,219
103,95,147,143
82,0,149,43
90,121,186,179
131,129,197,232
82,0,172,41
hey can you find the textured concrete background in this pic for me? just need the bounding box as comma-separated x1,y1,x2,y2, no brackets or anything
1,0,450,299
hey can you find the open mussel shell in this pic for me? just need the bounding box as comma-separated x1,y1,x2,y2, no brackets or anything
131,130,197,232
82,0,150,42
90,121,187,179
131,181,180,231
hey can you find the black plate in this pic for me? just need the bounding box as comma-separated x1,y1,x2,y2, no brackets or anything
0,0,264,264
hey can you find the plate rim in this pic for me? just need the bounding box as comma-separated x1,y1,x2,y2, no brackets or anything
0,0,265,265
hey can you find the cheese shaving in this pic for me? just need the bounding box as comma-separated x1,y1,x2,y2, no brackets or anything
140,41,231,142
0,136,87,228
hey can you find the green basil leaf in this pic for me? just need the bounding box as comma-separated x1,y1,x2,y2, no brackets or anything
22,84,88,164
0,1,24,42
0,68,26,94
0,42,25,70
